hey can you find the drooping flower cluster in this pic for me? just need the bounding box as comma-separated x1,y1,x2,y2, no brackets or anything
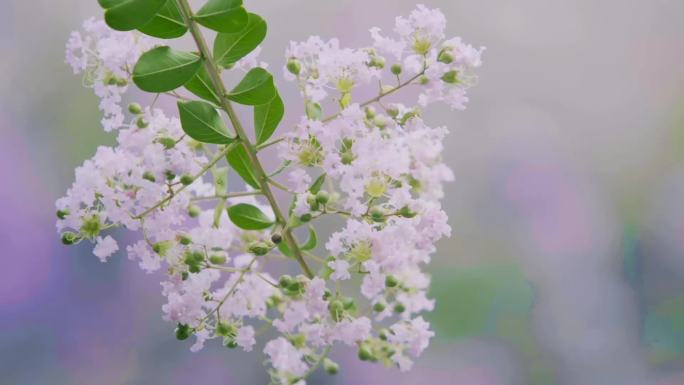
57,4,483,384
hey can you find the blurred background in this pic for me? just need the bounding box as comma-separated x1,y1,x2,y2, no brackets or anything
2,0,684,384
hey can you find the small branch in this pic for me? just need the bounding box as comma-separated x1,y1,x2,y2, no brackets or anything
191,190,263,202
133,143,237,219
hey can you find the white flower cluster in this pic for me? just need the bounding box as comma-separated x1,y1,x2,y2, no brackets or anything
57,5,483,384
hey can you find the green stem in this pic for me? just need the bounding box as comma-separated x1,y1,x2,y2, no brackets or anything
176,0,313,278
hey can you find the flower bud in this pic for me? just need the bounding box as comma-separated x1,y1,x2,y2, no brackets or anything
329,299,344,322
158,137,176,149
209,254,226,265
224,338,238,349
249,242,271,256
373,302,386,312
165,170,176,180
358,344,374,361
379,328,390,341
391,64,402,75
441,70,459,84
399,205,417,218
116,77,128,87
419,75,430,85
136,117,149,129
215,322,235,337
180,175,194,186
387,106,399,118
187,204,201,218
315,191,330,205
177,233,192,245
56,209,70,220
369,56,385,69
270,233,282,244
175,323,191,340
142,171,156,182
393,302,406,313
370,207,386,223
279,275,293,288
299,213,312,223
323,358,339,375
188,264,201,273
364,106,376,119
437,50,454,64
373,115,389,129
385,275,399,288
153,241,173,257
287,58,302,75
128,103,143,115
61,231,81,245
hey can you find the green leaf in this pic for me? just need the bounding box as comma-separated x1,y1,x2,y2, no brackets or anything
213,13,267,67
138,1,187,39
301,226,318,251
133,46,202,93
226,144,260,188
177,100,233,144
254,92,284,145
309,174,326,194
226,67,276,106
184,66,221,105
277,242,294,257
227,203,274,230
195,0,248,33
100,0,167,31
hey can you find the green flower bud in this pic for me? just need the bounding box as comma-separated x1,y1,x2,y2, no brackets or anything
177,233,192,245
180,175,194,186
158,137,176,149
116,77,128,87
279,275,294,288
385,275,399,288
370,207,386,223
165,170,176,181
387,106,400,118
373,302,386,312
128,102,143,115
184,251,204,265
358,344,373,361
209,254,226,265
181,271,189,281
323,358,339,375
136,117,149,129
175,324,191,340
391,64,402,75
248,242,271,256
419,75,430,85
369,56,385,69
287,58,302,75
399,205,417,218
364,106,376,120
299,213,312,223
152,240,174,257
441,70,458,84
56,209,70,220
188,264,201,273
393,302,406,313
142,171,156,182
315,191,330,205
379,328,390,341
341,151,355,165
224,338,238,349
329,299,344,322
61,231,81,245
342,297,356,310
215,322,235,337
187,204,201,218
437,50,454,64
373,115,389,129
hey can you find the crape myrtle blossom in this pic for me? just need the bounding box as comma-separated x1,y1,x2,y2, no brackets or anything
57,3,483,384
